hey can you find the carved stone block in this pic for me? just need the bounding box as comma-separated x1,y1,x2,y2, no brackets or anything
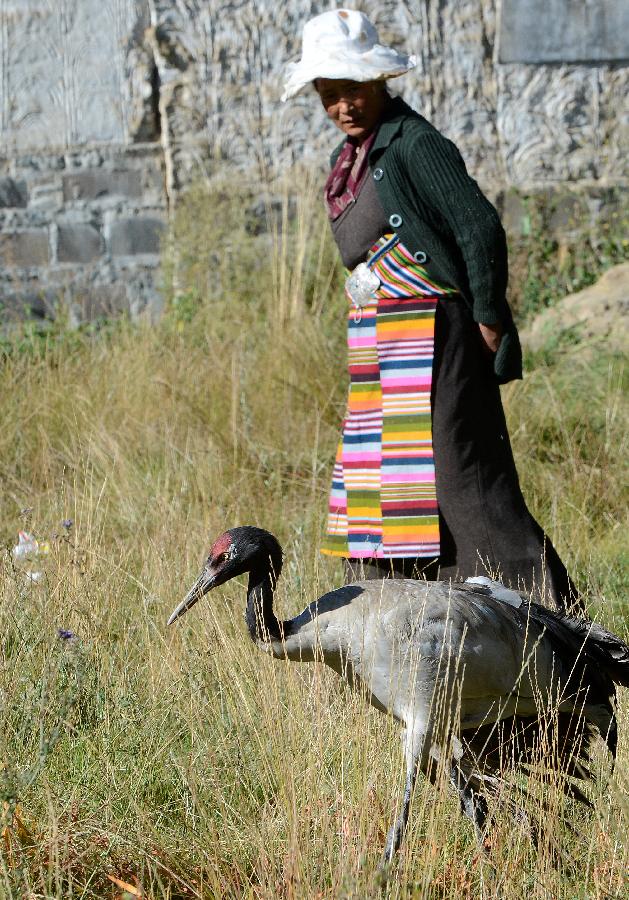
1,0,147,149
57,224,103,263
62,170,144,203
0,178,27,208
61,283,131,322
29,180,64,210
109,217,164,256
0,230,49,266
0,284,56,321
500,0,629,64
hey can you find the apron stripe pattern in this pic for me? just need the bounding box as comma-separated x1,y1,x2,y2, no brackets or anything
322,235,456,559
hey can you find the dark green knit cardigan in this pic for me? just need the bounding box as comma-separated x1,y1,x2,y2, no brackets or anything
331,97,522,383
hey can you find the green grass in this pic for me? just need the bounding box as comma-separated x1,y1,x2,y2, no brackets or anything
506,187,629,320
0,183,627,898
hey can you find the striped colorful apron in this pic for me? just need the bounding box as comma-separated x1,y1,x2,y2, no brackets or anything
322,234,456,559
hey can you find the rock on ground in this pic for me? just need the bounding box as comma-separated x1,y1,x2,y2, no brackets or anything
522,263,629,352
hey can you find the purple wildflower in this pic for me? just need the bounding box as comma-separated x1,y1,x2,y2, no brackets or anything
57,628,77,641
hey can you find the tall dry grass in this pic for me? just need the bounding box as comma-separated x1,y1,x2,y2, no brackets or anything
0,179,627,898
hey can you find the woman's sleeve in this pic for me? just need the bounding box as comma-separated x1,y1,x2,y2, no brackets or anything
403,131,509,325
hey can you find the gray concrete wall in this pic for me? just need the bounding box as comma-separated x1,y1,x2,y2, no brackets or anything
1,0,627,322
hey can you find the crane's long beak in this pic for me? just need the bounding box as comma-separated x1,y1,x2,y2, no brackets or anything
167,569,216,625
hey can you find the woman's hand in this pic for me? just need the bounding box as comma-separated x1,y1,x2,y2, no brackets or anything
478,321,503,354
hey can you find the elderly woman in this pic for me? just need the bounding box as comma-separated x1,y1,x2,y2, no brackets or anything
283,9,577,610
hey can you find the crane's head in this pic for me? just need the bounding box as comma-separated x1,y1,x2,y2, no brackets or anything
167,526,283,626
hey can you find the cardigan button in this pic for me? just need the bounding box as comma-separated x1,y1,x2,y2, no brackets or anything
389,213,402,228
373,167,384,181
413,250,428,264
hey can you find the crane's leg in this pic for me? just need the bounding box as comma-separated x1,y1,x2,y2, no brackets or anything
450,762,488,844
381,756,418,864
380,730,424,866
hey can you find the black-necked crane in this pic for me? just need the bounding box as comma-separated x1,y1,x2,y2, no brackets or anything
167,526,629,863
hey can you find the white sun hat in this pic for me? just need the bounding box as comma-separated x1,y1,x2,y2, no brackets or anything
281,9,416,102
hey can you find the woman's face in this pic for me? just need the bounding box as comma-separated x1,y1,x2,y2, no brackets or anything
315,78,387,141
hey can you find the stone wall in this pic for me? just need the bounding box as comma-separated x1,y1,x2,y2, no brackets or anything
144,0,628,190
0,145,166,321
0,0,165,322
1,0,627,322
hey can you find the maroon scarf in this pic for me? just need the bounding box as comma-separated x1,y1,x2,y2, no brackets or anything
324,130,377,221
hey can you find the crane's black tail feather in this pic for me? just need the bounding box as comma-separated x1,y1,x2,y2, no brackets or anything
456,608,624,845
527,603,629,689
464,712,603,778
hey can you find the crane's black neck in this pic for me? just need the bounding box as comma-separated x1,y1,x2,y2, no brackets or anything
245,564,288,643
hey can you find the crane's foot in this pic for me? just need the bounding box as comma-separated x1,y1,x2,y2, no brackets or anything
450,763,490,847
378,810,408,871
